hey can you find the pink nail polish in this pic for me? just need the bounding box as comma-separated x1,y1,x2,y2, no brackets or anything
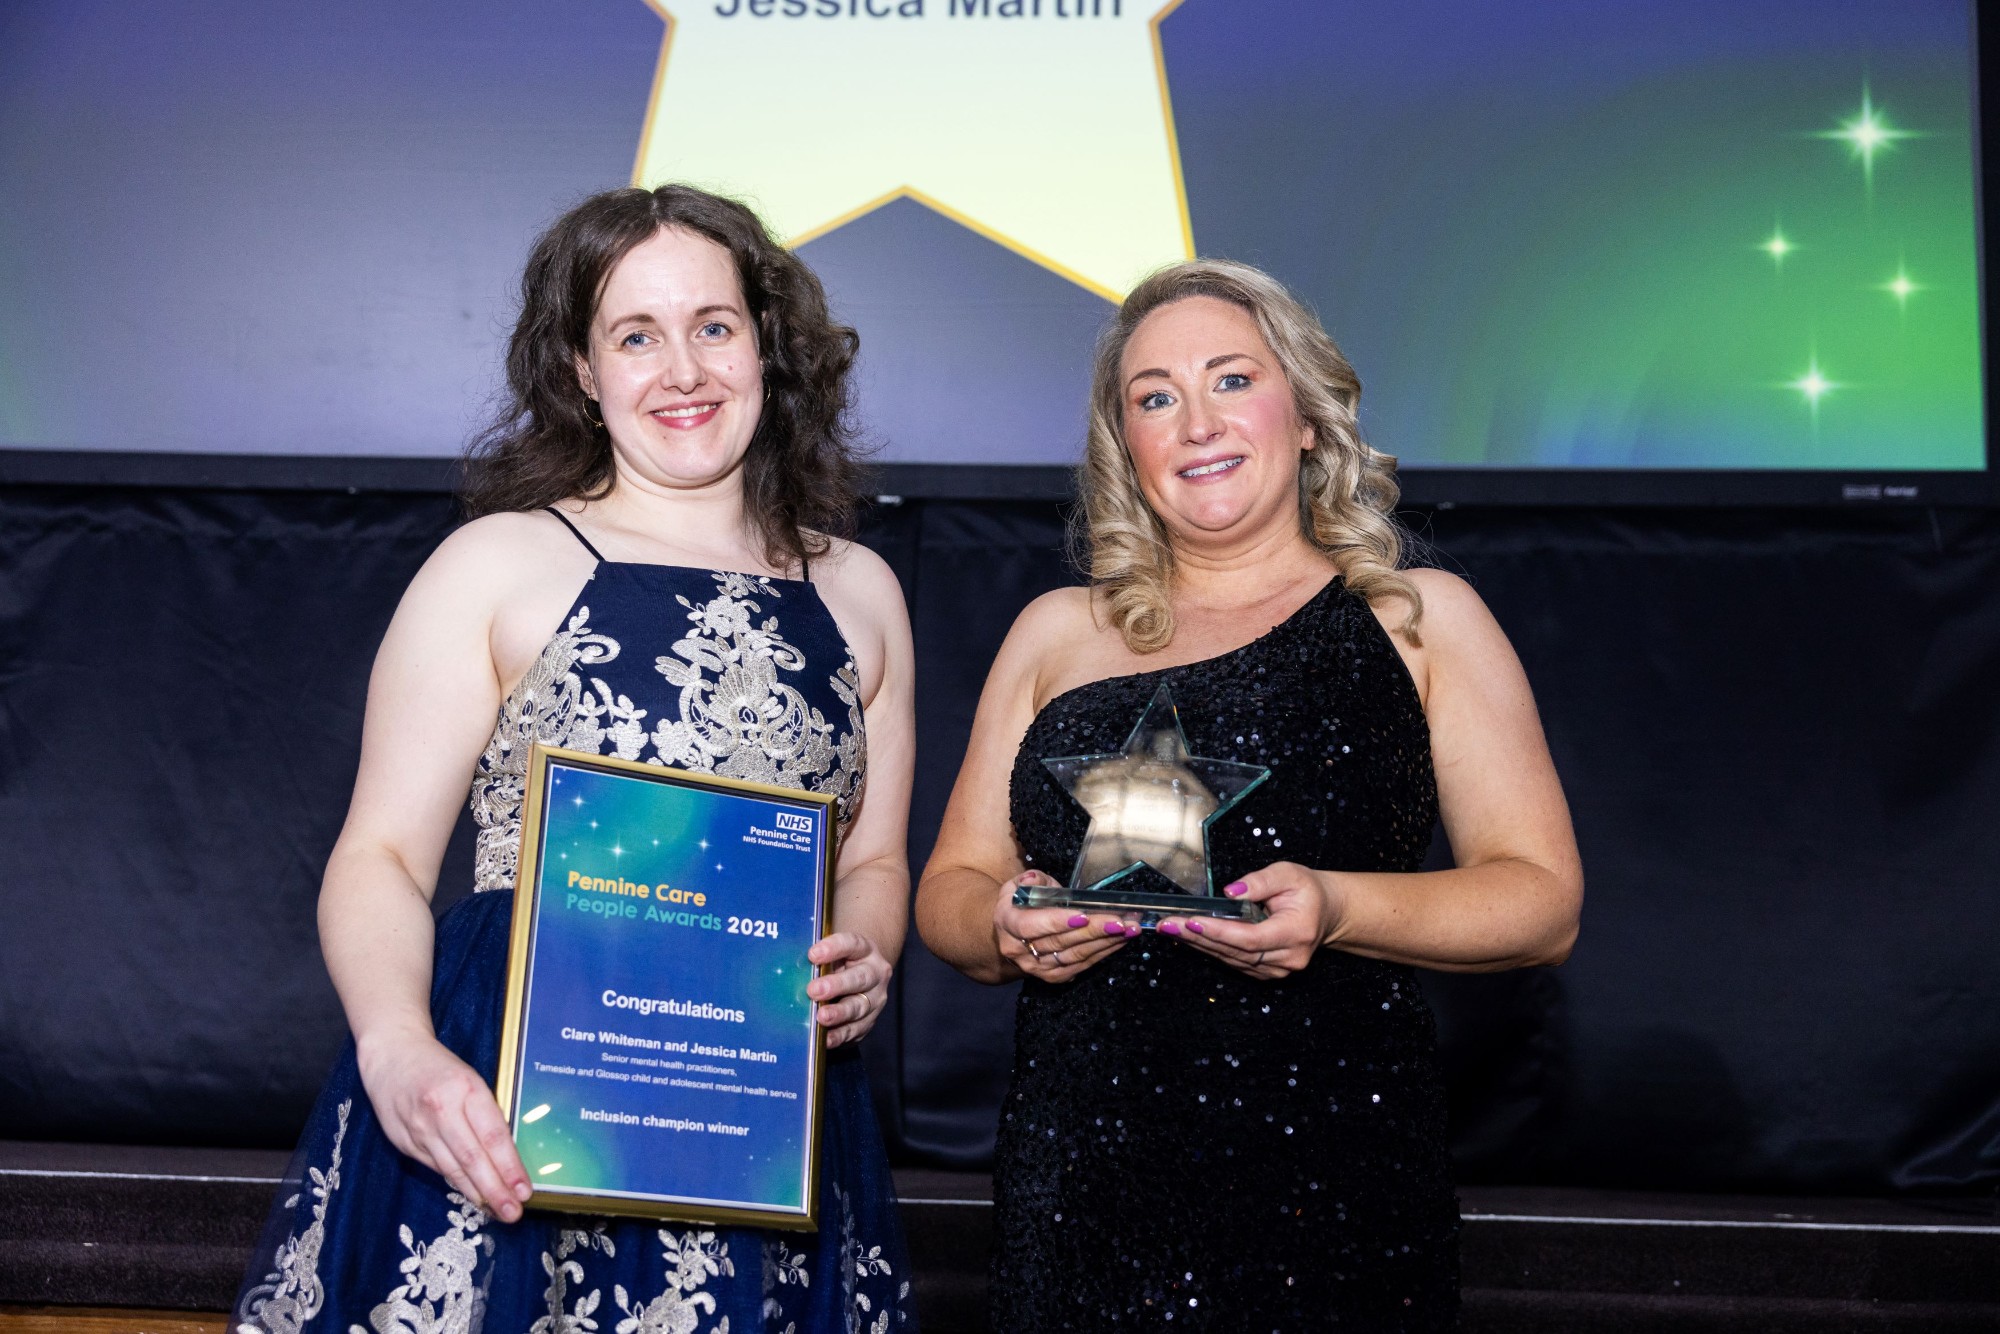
1068,915,1089,928
1160,921,1182,936
1104,921,1125,936
1188,920,1206,934
1224,881,1247,897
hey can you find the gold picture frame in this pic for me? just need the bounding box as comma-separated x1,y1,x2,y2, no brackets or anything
493,743,837,1230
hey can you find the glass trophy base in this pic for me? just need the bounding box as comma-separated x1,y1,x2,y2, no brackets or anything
1014,882,1268,928
1034,685,1275,932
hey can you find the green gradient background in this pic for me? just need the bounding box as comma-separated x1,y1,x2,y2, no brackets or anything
1165,4,1986,471
1453,66,1982,468
1382,64,1979,469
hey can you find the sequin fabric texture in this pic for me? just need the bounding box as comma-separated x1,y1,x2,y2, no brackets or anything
993,578,1461,1331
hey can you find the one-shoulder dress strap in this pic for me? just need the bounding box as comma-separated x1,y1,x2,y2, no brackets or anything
544,506,605,562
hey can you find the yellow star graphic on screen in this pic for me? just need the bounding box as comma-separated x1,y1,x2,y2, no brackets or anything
632,0,1195,299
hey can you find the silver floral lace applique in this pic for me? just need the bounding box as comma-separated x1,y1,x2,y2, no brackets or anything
831,1183,905,1334
759,1237,810,1323
613,1229,735,1334
236,1099,352,1334
470,573,866,892
651,573,864,824
532,1227,617,1334
352,1193,495,1334
471,605,627,891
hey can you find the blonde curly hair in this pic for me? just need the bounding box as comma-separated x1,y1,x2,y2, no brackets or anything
1076,258,1422,653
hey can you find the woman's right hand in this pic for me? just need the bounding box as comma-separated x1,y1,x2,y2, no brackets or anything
991,870,1134,983
356,1030,532,1223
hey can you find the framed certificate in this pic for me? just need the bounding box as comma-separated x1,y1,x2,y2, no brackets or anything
494,743,836,1230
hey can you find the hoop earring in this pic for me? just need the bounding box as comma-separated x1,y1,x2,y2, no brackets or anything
584,399,605,429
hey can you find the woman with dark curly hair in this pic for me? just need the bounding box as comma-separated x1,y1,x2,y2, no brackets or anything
234,186,917,1332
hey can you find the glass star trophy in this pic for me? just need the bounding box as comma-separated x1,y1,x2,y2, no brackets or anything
1014,685,1273,926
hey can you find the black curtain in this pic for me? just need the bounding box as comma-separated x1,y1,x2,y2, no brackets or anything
2,486,1997,1195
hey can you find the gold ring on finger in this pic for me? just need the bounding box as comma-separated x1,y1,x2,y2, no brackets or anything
1026,939,1042,960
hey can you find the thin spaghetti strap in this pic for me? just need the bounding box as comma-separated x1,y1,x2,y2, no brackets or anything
801,551,811,583
543,506,606,563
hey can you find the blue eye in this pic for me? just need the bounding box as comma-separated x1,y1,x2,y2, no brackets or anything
1217,372,1251,391
621,331,652,349
1138,390,1173,411
699,321,730,339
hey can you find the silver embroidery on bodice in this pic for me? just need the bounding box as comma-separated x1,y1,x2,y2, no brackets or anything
470,570,866,893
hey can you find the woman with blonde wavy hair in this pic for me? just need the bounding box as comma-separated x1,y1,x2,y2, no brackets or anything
917,259,1582,1329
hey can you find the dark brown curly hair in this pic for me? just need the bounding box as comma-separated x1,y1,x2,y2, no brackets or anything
462,185,864,573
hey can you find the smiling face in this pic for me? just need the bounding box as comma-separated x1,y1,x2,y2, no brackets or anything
1118,295,1313,544
575,226,763,493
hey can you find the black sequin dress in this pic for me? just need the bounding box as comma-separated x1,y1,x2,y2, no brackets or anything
993,577,1459,1331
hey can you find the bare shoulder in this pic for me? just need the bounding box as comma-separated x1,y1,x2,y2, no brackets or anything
804,538,910,707
1010,584,1099,641
1000,585,1100,662
1358,568,1512,707
423,510,576,587
1404,567,1494,626
1399,567,1510,655
810,534,903,606
994,585,1107,704
397,510,596,646
807,537,910,658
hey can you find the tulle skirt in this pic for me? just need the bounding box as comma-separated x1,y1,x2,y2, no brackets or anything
232,890,914,1333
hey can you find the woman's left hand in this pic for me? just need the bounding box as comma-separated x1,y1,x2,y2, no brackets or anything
1158,862,1347,980
808,932,894,1048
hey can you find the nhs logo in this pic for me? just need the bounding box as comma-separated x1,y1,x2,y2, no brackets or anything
775,811,813,833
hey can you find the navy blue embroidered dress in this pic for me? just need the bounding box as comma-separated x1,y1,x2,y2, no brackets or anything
234,538,912,1334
